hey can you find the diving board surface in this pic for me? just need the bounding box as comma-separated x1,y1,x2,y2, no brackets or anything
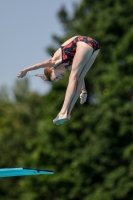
0,168,54,178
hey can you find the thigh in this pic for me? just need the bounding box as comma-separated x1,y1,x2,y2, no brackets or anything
69,42,93,80
79,49,100,79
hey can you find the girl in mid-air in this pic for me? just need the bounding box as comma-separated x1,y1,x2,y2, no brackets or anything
17,35,100,125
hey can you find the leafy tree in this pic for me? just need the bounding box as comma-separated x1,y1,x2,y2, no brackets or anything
42,0,133,199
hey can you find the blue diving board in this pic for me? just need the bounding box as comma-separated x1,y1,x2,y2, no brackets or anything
0,168,54,178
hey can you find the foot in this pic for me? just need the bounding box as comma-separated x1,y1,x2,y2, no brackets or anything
53,113,70,125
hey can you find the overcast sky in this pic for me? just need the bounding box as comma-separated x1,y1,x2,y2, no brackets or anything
0,0,80,96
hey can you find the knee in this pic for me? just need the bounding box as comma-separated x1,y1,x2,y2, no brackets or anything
69,74,78,82
69,74,84,82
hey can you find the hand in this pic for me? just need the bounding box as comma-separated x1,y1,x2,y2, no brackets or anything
80,91,87,105
17,69,27,78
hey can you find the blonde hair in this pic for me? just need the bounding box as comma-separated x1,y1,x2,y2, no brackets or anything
31,67,52,82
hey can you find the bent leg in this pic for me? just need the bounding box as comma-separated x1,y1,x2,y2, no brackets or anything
53,42,93,125
67,49,100,116
55,49,100,125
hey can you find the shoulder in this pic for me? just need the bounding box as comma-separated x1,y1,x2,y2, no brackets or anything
52,48,62,60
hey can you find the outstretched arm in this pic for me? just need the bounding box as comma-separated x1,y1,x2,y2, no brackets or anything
17,58,54,78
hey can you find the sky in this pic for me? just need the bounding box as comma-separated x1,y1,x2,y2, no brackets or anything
0,0,81,96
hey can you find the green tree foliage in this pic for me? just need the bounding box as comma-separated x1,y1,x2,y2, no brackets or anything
0,0,133,199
